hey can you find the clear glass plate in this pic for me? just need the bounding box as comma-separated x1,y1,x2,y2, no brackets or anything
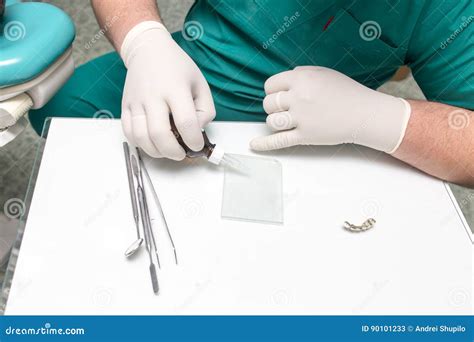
221,154,283,225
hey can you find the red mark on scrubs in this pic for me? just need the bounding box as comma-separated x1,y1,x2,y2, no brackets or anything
323,16,334,31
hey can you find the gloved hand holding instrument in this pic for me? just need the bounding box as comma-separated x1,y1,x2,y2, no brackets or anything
120,21,216,160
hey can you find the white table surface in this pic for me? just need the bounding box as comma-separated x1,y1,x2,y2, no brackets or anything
5,118,472,315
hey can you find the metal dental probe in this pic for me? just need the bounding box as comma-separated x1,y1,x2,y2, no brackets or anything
123,142,143,257
139,185,160,294
133,154,162,270
134,155,161,268
134,151,161,269
141,186,161,269
132,156,159,294
137,148,178,265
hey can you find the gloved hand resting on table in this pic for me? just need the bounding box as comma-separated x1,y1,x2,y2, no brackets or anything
120,21,216,160
250,66,411,154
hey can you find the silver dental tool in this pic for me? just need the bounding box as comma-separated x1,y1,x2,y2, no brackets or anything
142,186,161,269
132,155,159,294
123,142,143,257
134,152,161,269
137,148,178,265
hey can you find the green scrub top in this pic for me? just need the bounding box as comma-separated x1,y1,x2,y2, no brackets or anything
30,0,473,134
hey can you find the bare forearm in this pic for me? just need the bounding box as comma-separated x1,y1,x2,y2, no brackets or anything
91,0,161,51
393,100,474,187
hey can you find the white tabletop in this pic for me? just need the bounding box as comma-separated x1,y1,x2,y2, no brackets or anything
5,118,472,315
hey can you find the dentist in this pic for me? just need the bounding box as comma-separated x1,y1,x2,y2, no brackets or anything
31,0,473,186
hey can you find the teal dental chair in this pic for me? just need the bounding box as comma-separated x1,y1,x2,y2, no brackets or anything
0,0,75,146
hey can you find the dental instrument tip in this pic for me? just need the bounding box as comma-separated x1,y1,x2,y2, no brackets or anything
155,252,161,269
173,249,178,265
124,238,143,257
149,263,159,294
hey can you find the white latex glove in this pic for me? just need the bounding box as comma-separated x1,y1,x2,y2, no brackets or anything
120,21,215,160
250,66,411,154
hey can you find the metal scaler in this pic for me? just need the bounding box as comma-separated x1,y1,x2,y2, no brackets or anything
137,148,178,265
132,155,160,294
123,142,143,257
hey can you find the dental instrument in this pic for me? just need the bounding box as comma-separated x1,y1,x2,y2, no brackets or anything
137,148,178,265
132,155,159,294
123,142,143,257
169,115,246,172
141,187,161,269
138,185,160,294
133,152,161,269
169,115,224,165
